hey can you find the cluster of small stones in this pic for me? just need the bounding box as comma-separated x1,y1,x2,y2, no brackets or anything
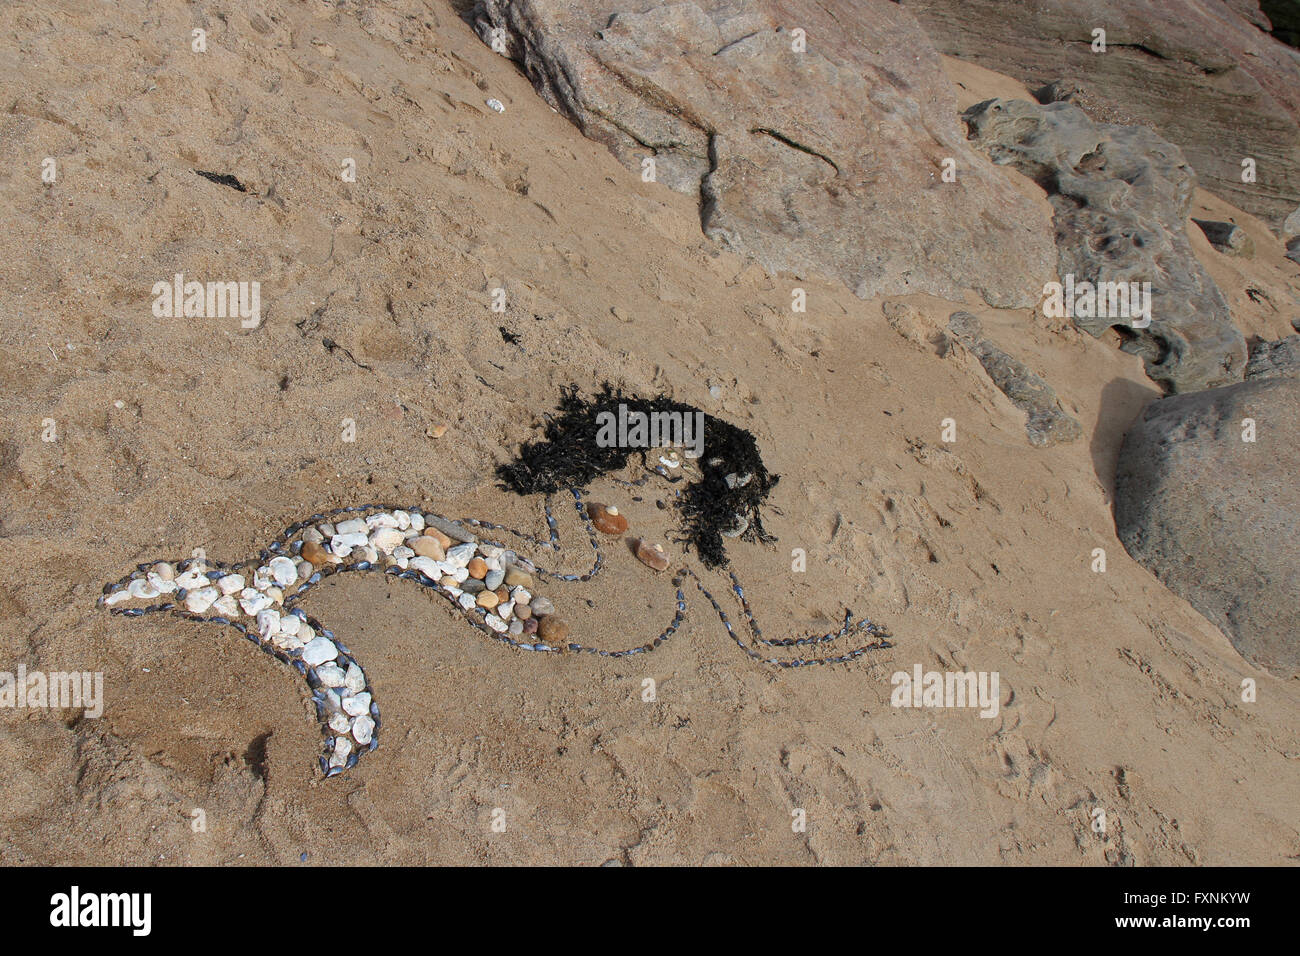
100,489,894,777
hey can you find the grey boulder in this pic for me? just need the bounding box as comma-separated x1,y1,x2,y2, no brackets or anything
1115,352,1300,676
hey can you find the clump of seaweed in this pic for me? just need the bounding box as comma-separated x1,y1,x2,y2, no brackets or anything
496,384,777,567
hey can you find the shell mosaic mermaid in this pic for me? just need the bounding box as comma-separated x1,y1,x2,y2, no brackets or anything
99,386,893,776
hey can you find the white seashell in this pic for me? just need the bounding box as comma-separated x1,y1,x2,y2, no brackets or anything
146,572,178,593
128,578,160,600
457,593,477,611
392,545,414,560
409,556,440,578
256,609,281,638
175,568,207,590
152,562,175,581
484,556,502,574
359,545,379,563
343,663,366,695
239,588,273,616
452,566,470,583
302,636,339,667
497,601,514,621
409,512,425,532
212,595,240,617
272,632,305,652
336,518,367,535
342,692,371,717
302,527,323,545
253,567,273,590
217,573,246,595
659,453,681,468
393,510,411,530
484,613,507,633
104,589,133,607
315,663,346,687
279,614,301,637
298,622,315,643
352,714,375,745
296,560,313,581
370,527,404,552
486,98,505,113
331,531,368,551
269,556,298,587
329,735,352,767
317,522,335,537
511,587,532,605
446,543,476,566
366,513,399,530
329,713,351,733
184,587,220,614
265,586,284,605
479,545,503,559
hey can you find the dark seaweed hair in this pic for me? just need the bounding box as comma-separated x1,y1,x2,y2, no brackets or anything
495,384,777,568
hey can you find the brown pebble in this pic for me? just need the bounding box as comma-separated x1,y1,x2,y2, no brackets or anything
504,567,533,588
514,604,532,620
538,616,569,645
426,528,453,551
522,618,538,635
467,557,488,580
495,587,509,603
410,536,446,561
635,538,670,572
438,575,460,589
588,503,629,535
301,540,332,568
476,590,499,609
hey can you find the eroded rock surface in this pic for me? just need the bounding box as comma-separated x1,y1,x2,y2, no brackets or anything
901,0,1300,229
473,0,1055,306
964,98,1247,394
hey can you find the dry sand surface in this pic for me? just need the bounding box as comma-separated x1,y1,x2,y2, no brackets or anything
0,1,1297,865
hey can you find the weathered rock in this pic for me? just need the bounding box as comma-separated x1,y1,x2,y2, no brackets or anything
964,98,1247,393
1115,366,1300,676
1246,335,1300,381
1193,219,1255,258
949,311,1082,446
901,0,1300,228
473,0,1054,306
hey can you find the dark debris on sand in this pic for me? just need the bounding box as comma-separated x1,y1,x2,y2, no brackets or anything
496,384,778,568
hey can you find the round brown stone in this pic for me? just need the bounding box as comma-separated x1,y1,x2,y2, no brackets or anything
410,536,446,561
588,503,629,535
476,590,499,610
538,616,569,645
467,557,488,580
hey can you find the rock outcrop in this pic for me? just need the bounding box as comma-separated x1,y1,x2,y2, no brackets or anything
1114,350,1300,676
900,0,1300,229
964,98,1247,394
472,0,1055,306
948,311,1083,447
